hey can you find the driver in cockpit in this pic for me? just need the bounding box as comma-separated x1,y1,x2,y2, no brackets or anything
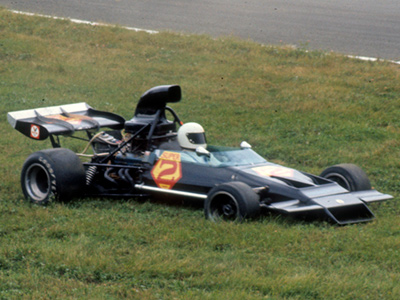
177,122,207,150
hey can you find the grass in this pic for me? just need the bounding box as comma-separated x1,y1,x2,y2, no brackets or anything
1,7,400,299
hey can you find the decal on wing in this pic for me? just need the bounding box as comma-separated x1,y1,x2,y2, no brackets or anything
30,124,40,139
45,114,83,125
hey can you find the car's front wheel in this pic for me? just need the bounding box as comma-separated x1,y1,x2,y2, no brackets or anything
21,148,86,205
320,163,371,192
204,182,260,222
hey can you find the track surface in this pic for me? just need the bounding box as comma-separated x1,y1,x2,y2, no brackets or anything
1,0,399,60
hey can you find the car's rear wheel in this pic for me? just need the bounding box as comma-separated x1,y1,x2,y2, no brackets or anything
204,182,260,222
320,163,371,191
21,148,86,205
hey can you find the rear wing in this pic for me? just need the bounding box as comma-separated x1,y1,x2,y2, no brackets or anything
7,102,125,141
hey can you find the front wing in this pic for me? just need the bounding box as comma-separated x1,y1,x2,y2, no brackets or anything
266,189,392,225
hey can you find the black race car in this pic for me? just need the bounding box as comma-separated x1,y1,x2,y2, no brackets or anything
7,85,393,224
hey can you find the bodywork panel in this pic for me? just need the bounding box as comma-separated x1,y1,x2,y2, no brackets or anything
134,148,392,224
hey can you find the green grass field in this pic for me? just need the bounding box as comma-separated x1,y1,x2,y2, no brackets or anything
1,8,400,299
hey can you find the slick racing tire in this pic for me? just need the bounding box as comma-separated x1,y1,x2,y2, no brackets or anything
204,182,260,222
320,163,371,192
21,148,86,205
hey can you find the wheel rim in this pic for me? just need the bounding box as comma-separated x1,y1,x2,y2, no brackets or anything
209,192,239,221
25,163,51,201
325,172,351,191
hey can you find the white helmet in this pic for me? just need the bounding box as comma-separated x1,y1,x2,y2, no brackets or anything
177,122,207,150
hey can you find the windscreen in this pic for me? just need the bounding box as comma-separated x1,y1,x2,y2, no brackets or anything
210,147,266,167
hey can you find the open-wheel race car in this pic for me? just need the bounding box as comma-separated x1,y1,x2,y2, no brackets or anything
7,85,393,225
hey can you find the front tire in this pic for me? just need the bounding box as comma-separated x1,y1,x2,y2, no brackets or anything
204,182,260,222
320,163,371,191
21,148,86,205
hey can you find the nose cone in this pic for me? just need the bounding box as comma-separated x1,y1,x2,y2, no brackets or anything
249,164,315,186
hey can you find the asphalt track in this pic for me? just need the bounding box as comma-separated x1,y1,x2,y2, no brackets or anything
0,0,399,61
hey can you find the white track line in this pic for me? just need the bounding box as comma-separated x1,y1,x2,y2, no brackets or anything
348,55,400,65
10,10,158,34
9,10,400,65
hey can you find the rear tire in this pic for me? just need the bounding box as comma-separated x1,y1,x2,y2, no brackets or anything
204,182,260,222
320,163,371,191
21,148,86,205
